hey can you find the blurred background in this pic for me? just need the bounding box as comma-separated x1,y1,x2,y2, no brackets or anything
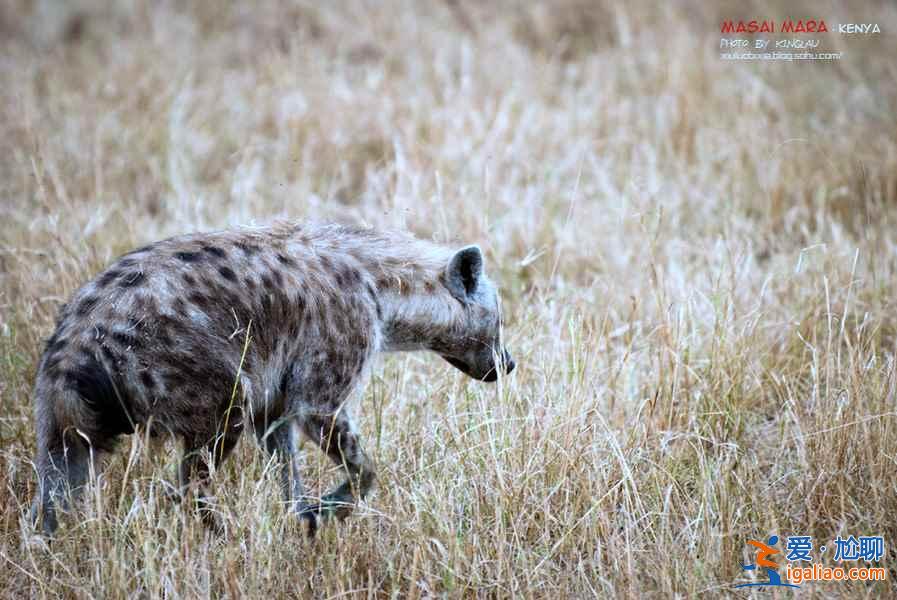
2,0,897,596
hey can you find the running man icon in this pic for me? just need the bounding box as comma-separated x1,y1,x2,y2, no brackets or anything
736,535,800,589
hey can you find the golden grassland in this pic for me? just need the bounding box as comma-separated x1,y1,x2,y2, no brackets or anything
2,0,897,597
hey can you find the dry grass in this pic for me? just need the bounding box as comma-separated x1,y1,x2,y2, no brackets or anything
2,0,897,597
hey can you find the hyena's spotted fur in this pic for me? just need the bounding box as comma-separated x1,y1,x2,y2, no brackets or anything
30,222,514,534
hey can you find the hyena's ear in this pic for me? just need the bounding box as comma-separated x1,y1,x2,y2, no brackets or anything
445,245,484,301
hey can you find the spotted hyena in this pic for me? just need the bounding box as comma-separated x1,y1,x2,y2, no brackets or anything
29,222,515,535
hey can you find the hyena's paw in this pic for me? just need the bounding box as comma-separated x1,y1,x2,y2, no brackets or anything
297,507,319,538
296,498,355,537
27,501,58,539
181,493,224,535
196,502,225,535
165,486,224,534
161,485,184,504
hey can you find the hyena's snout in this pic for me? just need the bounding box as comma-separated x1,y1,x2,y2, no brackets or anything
483,348,515,382
443,348,515,382
503,350,516,374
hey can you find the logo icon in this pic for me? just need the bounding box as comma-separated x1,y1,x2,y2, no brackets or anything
736,535,801,589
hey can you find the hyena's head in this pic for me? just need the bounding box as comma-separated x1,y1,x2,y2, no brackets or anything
437,246,515,382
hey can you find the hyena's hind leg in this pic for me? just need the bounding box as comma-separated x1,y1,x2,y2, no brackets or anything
178,428,240,532
30,354,127,534
299,412,375,529
29,426,95,535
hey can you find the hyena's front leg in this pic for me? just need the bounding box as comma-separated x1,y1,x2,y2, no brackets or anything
252,416,306,512
299,412,375,528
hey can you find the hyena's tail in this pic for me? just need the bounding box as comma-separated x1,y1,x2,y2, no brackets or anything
29,376,93,535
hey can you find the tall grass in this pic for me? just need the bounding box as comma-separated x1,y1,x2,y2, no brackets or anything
2,0,897,596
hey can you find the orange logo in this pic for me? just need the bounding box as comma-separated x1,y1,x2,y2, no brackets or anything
737,535,799,589
747,538,780,569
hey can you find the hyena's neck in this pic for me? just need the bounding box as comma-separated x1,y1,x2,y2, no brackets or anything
292,223,462,353
377,289,462,353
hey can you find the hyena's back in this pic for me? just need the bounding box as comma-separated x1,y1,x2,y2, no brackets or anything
37,223,380,450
